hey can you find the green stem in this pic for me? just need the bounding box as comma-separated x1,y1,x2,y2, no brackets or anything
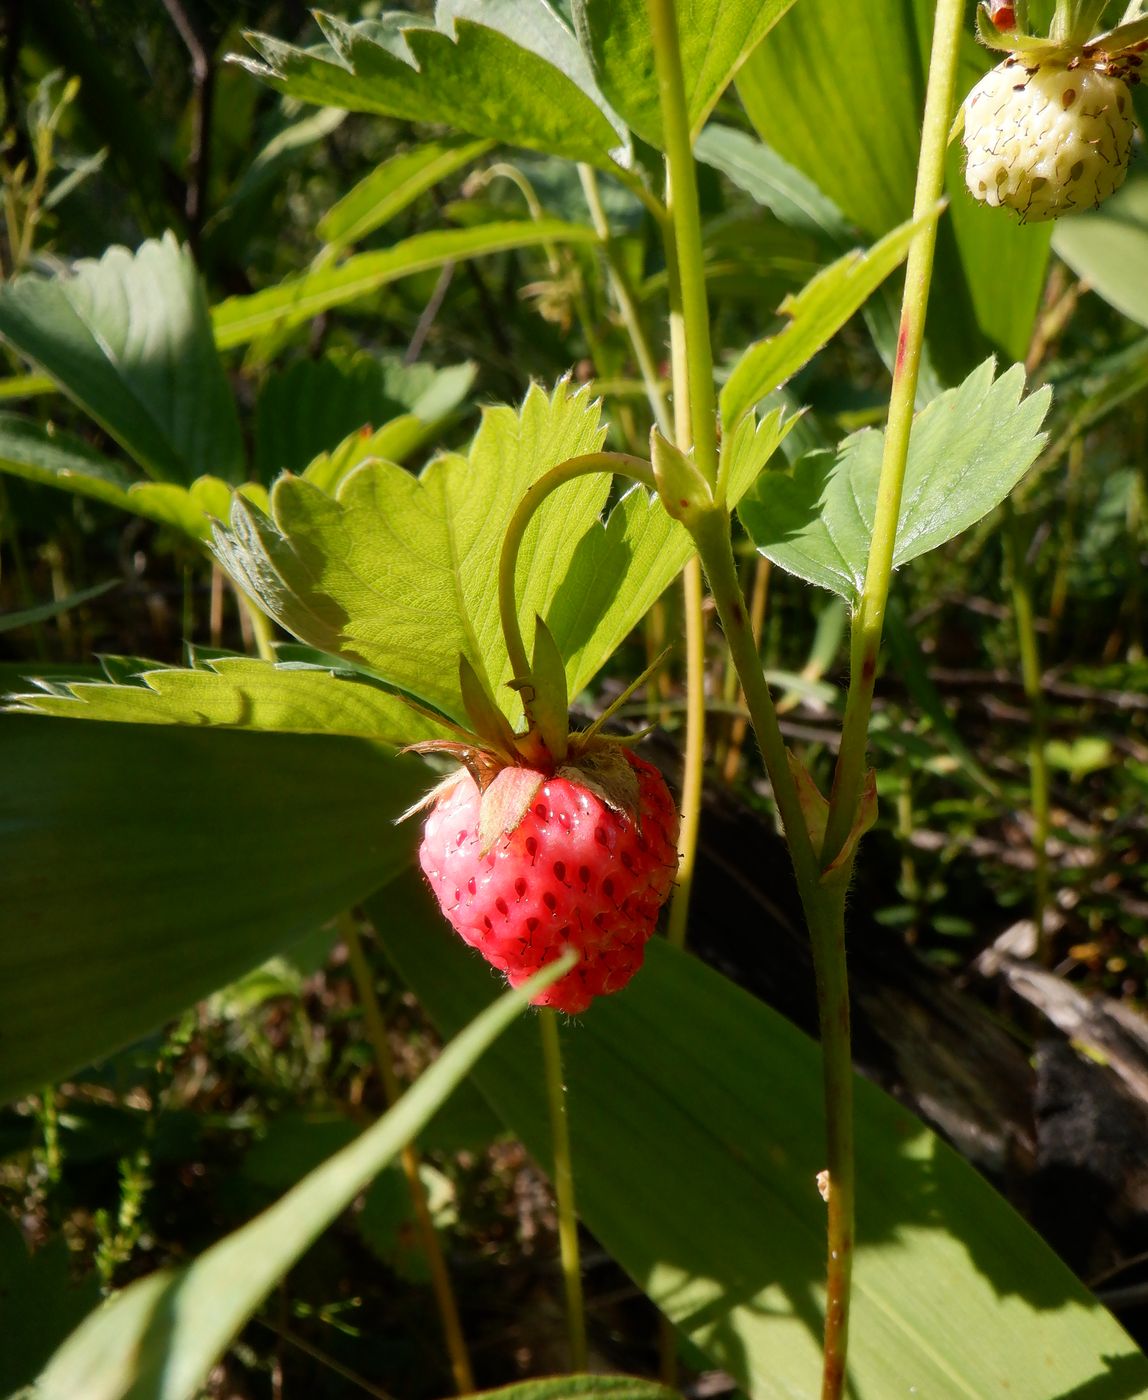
650,38,712,956
340,915,475,1394
578,164,673,439
498,451,655,729
1004,508,1052,964
647,0,718,489
540,1008,588,1371
690,512,819,888
665,555,706,950
821,0,964,869
690,508,853,1397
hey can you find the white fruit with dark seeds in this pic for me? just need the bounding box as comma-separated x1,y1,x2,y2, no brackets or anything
963,59,1135,220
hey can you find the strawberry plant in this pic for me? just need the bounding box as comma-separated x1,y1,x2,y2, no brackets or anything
3,2,1148,1398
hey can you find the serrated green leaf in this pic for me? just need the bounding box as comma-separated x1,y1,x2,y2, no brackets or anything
572,0,796,149
211,219,599,349
236,8,627,170
372,870,1148,1400
213,382,608,728
298,424,404,496
254,352,475,480
317,135,494,252
8,656,448,746
0,233,243,484
33,959,567,1400
740,361,1051,603
1052,172,1148,329
738,0,1052,380
0,715,427,1104
720,213,931,430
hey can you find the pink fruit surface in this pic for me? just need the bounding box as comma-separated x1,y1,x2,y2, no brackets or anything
419,751,679,1014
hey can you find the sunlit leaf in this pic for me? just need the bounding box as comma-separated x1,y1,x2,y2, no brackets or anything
551,408,794,696
33,960,568,1400
213,381,609,727
372,870,1148,1400
720,214,930,429
318,135,495,253
572,0,796,148
9,656,449,745
212,220,600,348
0,234,243,483
740,361,1051,602
236,7,628,170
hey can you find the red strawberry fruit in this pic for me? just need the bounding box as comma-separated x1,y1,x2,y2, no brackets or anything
418,748,679,1015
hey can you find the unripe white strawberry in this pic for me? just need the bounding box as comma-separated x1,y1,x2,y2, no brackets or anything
963,58,1135,221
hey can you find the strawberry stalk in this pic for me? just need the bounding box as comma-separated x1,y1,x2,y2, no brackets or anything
497,450,655,740
540,1008,588,1371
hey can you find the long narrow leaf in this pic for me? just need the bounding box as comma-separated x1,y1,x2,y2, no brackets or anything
34,955,572,1400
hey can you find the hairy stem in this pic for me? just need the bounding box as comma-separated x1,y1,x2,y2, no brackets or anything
340,915,475,1393
540,1008,588,1371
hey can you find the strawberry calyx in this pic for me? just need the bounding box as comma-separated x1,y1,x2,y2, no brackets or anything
976,0,1148,72
401,640,668,851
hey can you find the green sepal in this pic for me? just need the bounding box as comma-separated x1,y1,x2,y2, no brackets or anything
529,615,570,765
1097,15,1148,50
458,654,519,761
578,646,672,745
650,428,713,527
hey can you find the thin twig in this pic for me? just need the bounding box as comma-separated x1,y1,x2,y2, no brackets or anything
161,0,214,247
